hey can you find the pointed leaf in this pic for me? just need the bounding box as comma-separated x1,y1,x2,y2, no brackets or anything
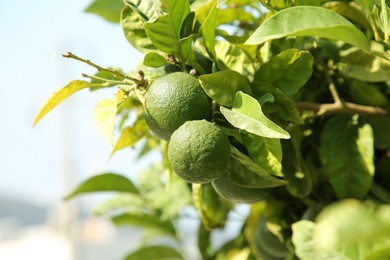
241,133,283,177
320,116,374,199
245,6,370,51
229,147,288,188
199,70,252,107
199,1,218,61
94,98,117,145
143,0,191,59
112,213,176,237
143,52,167,67
339,49,390,82
220,92,291,139
33,80,91,127
192,183,232,230
124,245,184,260
64,173,139,200
93,193,146,216
254,49,313,96
111,119,148,156
121,6,156,53
85,0,124,23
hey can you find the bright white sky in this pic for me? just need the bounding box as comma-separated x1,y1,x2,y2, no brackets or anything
0,0,149,206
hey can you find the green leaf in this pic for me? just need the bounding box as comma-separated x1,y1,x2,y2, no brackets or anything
245,6,370,51
292,220,346,260
273,89,304,124
143,52,168,68
192,183,232,230
94,98,117,145
85,0,124,23
121,6,156,53
64,173,139,200
282,126,313,198
241,133,283,177
348,80,389,107
144,0,192,59
111,118,148,156
33,80,91,127
229,147,288,188
199,70,252,107
93,193,146,216
220,92,291,139
124,245,184,260
137,164,192,220
199,0,218,62
253,216,289,259
339,49,390,82
214,41,250,74
112,213,176,237
366,117,390,149
124,0,163,21
254,49,313,96
315,200,390,251
319,116,374,199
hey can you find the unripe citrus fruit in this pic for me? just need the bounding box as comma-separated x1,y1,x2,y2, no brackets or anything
212,173,271,204
168,120,231,184
144,72,211,140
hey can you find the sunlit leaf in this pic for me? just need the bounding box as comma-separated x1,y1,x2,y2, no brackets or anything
199,0,218,62
199,70,252,107
94,98,117,145
339,49,390,82
220,92,291,139
144,0,192,59
293,200,390,260
124,245,184,260
245,6,370,51
254,49,313,96
143,52,167,68
112,213,176,236
85,0,124,23
192,183,232,229
320,116,374,199
292,220,345,260
33,80,91,127
229,147,288,188
121,6,156,53
93,193,146,216
241,133,283,177
64,173,139,200
111,119,148,156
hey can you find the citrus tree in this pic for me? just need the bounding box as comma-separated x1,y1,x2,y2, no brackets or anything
34,0,390,259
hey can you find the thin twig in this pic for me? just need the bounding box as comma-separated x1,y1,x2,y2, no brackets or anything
296,101,389,117
82,73,133,86
62,52,142,84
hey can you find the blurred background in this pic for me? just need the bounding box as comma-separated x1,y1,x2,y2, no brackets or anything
0,0,150,259
0,1,244,259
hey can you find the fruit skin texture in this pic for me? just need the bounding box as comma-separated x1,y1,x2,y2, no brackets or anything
212,173,271,204
168,120,231,184
144,72,211,140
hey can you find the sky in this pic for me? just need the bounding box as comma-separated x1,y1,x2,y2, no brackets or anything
0,0,148,206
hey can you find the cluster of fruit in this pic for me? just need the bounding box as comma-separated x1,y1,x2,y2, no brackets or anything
143,72,269,203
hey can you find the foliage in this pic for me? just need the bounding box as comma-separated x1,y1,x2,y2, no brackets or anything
35,0,390,259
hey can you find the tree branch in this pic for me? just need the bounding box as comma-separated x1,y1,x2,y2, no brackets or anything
63,52,142,85
296,101,389,117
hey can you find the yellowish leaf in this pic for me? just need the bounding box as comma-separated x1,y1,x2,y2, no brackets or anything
33,80,90,127
94,98,117,145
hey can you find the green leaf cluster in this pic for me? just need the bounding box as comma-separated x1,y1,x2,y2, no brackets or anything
34,0,390,259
